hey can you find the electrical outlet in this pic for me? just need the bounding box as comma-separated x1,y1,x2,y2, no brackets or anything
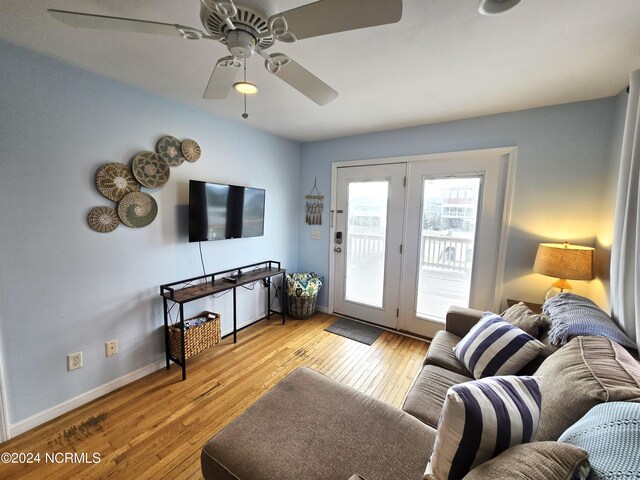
67,352,83,371
310,230,321,240
105,339,118,357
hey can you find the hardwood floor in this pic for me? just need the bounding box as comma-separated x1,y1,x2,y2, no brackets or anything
0,313,429,480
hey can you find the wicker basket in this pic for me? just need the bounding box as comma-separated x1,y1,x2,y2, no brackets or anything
287,294,318,320
168,311,221,359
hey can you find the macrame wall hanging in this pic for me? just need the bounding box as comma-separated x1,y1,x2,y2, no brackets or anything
305,178,324,225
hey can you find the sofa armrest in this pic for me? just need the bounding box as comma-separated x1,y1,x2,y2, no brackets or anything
445,306,483,338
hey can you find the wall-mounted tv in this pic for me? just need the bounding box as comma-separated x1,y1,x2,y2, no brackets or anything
189,180,265,242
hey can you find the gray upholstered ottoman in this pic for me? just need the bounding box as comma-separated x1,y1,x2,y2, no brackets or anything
201,367,437,480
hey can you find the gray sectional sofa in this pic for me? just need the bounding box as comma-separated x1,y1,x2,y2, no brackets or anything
201,306,640,480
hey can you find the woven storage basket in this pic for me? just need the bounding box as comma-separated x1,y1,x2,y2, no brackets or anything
169,311,221,359
288,294,318,320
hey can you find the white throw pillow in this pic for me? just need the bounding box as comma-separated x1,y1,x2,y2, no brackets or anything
424,375,543,480
453,313,545,379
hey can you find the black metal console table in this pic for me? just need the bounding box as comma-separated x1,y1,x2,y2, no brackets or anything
160,260,286,380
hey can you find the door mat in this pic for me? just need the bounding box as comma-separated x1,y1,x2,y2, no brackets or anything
324,317,384,346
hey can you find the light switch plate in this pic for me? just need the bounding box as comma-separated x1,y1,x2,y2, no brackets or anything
310,230,321,240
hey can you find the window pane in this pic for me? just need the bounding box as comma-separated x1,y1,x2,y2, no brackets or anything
345,181,389,308
417,177,481,320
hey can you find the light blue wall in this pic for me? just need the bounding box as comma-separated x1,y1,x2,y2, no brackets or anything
0,40,301,424
299,98,620,309
0,36,627,428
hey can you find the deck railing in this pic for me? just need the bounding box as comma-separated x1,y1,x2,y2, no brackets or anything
347,232,473,272
421,234,473,272
347,233,385,263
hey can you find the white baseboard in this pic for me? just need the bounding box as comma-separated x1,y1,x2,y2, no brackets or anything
7,311,271,439
5,309,304,440
8,360,165,439
316,305,329,313
0,371,8,443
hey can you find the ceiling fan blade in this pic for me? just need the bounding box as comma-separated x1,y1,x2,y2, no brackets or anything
48,9,200,38
275,0,402,41
264,54,337,106
204,57,242,99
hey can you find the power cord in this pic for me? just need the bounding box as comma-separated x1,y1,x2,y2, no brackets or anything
241,281,260,291
198,241,206,275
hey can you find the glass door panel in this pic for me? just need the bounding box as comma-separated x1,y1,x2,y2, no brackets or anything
345,181,389,308
416,177,481,320
399,152,511,339
333,163,406,329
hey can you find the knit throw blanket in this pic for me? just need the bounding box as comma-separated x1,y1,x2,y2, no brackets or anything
558,402,640,479
543,293,637,350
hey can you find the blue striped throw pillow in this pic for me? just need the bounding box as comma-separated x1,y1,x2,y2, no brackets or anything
453,313,545,379
424,376,543,480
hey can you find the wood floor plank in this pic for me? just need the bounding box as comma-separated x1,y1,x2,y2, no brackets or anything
0,313,428,479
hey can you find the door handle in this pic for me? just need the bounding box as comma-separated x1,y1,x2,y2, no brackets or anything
334,247,342,253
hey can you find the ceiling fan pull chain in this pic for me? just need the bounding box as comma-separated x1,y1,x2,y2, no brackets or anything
268,15,297,44
242,58,249,119
242,93,249,119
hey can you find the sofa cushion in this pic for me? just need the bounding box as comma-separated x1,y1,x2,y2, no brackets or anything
516,331,561,375
558,402,640,479
501,302,548,338
201,367,437,480
445,306,484,338
534,336,640,441
544,293,637,349
453,313,545,379
424,376,542,480
423,330,469,376
402,365,473,428
461,441,590,480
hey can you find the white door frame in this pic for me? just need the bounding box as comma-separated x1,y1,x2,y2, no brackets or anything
328,147,517,330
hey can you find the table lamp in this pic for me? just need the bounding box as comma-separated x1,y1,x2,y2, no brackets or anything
533,242,594,301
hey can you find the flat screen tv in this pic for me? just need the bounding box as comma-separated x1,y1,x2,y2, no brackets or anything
189,180,265,242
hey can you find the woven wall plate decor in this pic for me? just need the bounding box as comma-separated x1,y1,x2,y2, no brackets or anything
117,191,158,228
181,139,201,162
96,163,141,202
156,135,186,167
87,206,120,233
132,151,170,189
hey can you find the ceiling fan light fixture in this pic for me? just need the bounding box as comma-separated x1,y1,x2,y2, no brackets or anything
478,0,522,15
233,81,258,95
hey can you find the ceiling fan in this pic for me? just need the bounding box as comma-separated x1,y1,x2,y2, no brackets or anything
48,0,403,106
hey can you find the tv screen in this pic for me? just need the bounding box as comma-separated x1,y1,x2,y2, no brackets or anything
189,180,265,242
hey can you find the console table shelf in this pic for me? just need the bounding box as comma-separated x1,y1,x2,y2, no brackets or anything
160,260,286,380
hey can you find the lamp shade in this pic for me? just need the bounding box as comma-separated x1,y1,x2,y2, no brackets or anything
533,242,594,281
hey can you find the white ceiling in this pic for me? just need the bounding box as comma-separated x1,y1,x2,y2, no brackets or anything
1,0,640,142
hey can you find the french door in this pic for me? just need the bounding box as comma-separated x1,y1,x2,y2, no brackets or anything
331,150,512,337
399,154,510,337
333,164,406,328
